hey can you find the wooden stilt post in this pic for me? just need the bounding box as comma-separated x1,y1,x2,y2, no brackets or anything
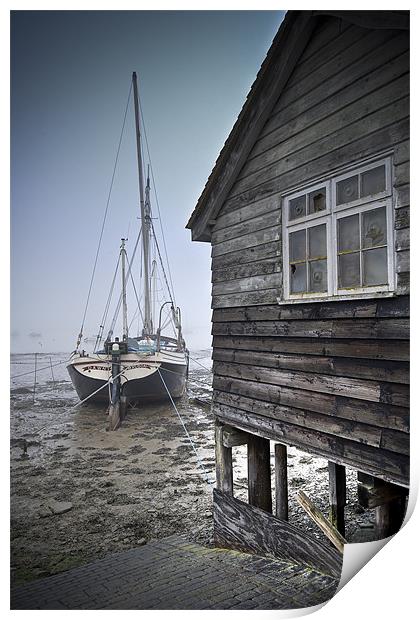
248,434,272,513
375,489,407,539
215,420,233,495
328,462,346,537
275,443,288,520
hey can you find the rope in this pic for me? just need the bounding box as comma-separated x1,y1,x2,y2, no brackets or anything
157,369,214,486
188,355,212,373
76,81,133,349
94,252,121,352
139,98,176,306
11,359,69,380
106,227,142,340
150,219,175,308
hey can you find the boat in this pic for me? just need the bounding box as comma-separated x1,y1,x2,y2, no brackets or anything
67,72,189,405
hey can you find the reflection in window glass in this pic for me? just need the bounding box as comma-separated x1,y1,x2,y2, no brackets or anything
289,229,306,262
361,166,386,197
289,195,306,220
363,247,388,286
308,188,326,214
309,259,327,292
337,175,359,205
362,207,386,248
338,214,359,252
290,263,306,293
308,224,326,259
338,252,360,288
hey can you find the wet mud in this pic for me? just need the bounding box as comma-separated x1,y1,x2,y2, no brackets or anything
11,352,377,586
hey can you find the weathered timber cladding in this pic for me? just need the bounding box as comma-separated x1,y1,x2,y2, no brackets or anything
213,489,342,577
212,297,409,485
211,19,409,307
208,17,409,488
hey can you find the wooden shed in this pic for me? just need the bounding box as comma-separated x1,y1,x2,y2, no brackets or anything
187,10,409,559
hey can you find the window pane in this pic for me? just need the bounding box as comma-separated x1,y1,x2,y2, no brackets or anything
308,224,326,259
336,175,359,205
338,252,360,288
289,195,306,220
362,206,387,248
363,247,388,286
290,263,307,293
361,165,386,197
308,188,326,214
289,229,306,262
338,214,360,252
309,259,327,293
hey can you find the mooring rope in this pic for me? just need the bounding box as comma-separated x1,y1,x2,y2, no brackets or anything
157,368,215,486
11,358,69,380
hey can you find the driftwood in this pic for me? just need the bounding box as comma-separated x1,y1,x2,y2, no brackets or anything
297,490,347,554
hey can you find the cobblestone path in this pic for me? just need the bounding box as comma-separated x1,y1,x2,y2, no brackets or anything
11,535,339,610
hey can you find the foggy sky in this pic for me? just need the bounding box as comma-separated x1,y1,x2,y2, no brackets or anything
11,10,284,353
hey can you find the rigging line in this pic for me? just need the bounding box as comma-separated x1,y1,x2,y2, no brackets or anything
157,369,214,486
187,355,213,373
94,252,121,352
107,226,142,339
76,80,133,348
138,97,176,305
128,266,144,326
150,219,175,306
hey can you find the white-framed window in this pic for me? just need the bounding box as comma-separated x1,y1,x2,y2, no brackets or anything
282,157,395,301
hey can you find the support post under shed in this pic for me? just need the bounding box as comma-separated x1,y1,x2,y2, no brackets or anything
328,462,346,537
215,420,233,495
275,443,288,520
248,434,272,513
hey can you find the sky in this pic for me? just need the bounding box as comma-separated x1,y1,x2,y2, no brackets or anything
10,9,284,353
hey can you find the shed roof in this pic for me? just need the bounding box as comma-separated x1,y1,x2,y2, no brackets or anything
186,10,409,242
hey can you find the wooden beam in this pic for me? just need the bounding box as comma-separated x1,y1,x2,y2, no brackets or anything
297,490,347,554
247,434,272,513
376,494,407,539
222,425,249,448
215,420,233,495
275,443,288,520
328,462,346,537
213,489,342,578
357,472,408,509
213,401,410,488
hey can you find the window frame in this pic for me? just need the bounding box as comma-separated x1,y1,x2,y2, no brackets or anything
282,157,395,302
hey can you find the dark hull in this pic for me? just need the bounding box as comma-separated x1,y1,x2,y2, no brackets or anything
67,361,187,405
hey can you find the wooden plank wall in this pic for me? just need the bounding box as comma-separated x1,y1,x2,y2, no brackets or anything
213,489,342,577
210,17,410,488
211,17,409,308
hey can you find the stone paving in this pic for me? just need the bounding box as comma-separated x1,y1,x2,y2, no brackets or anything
11,535,339,610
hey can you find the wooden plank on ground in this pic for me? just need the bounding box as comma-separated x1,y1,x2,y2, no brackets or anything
297,491,347,554
213,489,342,578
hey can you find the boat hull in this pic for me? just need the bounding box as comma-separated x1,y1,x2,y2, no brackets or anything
67,353,188,405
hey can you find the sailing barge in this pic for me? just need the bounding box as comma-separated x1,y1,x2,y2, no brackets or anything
68,72,188,404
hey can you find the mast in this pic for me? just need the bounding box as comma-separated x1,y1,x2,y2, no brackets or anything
120,238,128,340
132,71,153,336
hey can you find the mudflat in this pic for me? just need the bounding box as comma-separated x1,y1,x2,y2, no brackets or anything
10,352,377,587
